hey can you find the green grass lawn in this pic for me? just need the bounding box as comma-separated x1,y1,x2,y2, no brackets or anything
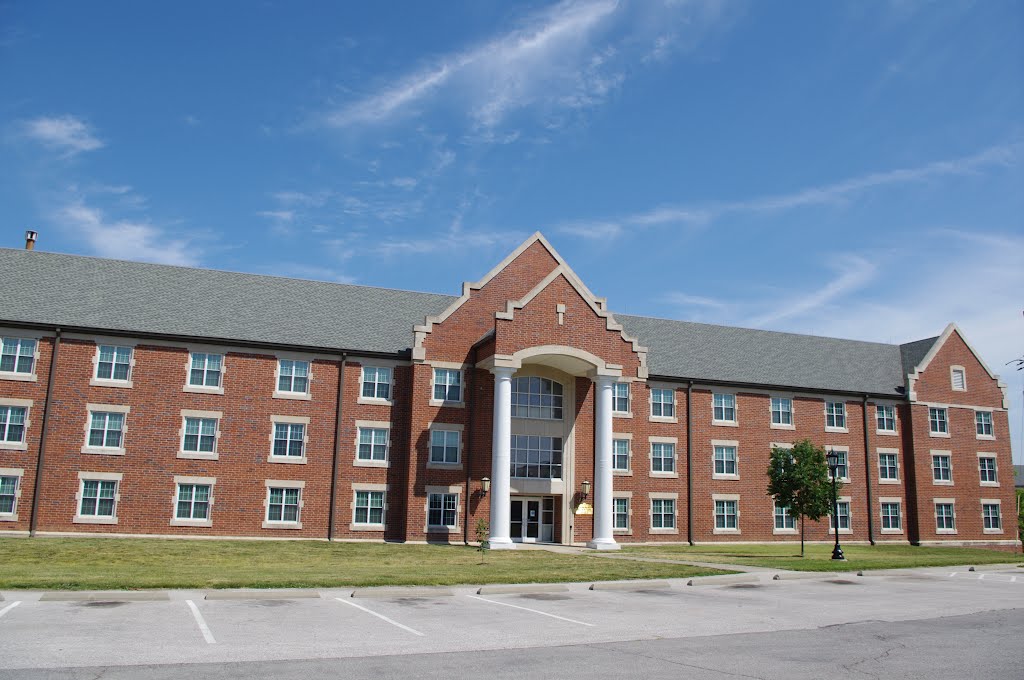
0,538,728,590
622,543,1022,572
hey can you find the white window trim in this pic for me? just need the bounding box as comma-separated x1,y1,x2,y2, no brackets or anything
0,397,32,451
182,350,226,395
711,391,738,427
73,471,123,525
427,422,463,470
424,484,462,533
976,452,999,487
711,439,740,480
769,396,795,431
980,498,1003,534
878,497,904,534
612,432,633,476
268,415,311,464
772,501,798,535
612,490,632,535
649,436,679,478
711,493,740,535
89,341,136,389
827,445,851,483
874,403,898,436
350,483,388,531
177,409,223,460
80,403,130,456
0,467,25,521
824,400,849,434
648,385,678,423
649,491,679,535
429,364,465,408
0,334,42,382
262,479,305,529
354,420,392,468
611,381,633,419
357,363,395,406
877,447,900,484
273,355,313,400
930,450,953,486
928,407,951,438
828,495,853,535
170,475,216,527
974,410,995,441
950,365,967,392
933,498,956,535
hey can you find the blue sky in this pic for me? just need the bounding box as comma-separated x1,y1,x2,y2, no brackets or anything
1,1,1022,460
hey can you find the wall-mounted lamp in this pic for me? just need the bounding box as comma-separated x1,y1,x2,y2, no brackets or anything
581,480,591,500
481,477,491,496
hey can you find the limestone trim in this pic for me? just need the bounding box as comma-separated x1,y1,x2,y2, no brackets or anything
87,337,137,389
612,490,633,535
269,415,312,465
906,323,1009,407
649,491,680,535
878,496,904,534
478,346,625,379
976,452,999,487
73,472,123,525
262,479,305,530
353,420,392,468
350,483,389,532
711,439,740,480
0,467,24,521
424,484,463,534
81,404,130,456
980,498,1003,534
427,422,464,470
0,398,32,451
170,476,216,528
178,410,223,461
933,498,957,535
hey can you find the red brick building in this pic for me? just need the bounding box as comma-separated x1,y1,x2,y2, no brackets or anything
0,234,1016,549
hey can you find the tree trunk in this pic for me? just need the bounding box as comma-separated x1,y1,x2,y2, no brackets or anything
800,516,805,557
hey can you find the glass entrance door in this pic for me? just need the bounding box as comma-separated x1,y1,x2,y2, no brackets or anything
510,497,554,543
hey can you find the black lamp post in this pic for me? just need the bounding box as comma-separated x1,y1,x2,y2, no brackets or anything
825,449,845,561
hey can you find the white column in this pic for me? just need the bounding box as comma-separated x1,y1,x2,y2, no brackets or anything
588,375,620,550
488,366,515,550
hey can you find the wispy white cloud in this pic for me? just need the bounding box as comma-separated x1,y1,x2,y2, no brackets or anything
257,209,295,223
57,201,196,266
746,255,878,327
21,115,104,157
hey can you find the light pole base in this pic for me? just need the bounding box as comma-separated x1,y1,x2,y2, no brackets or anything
831,546,846,561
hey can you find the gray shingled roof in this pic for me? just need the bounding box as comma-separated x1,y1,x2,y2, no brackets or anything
900,336,939,376
1,248,926,396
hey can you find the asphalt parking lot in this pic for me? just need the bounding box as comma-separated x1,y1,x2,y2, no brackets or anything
0,565,1022,677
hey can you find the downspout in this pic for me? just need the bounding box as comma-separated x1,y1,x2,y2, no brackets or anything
862,394,875,545
463,347,478,545
686,380,694,546
29,328,61,537
327,352,347,541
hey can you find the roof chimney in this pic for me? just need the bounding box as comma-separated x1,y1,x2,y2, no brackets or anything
25,230,37,251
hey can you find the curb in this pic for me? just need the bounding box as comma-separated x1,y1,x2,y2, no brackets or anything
204,590,320,601
686,574,759,587
589,580,671,591
350,587,454,599
772,572,839,581
477,584,569,595
39,591,169,602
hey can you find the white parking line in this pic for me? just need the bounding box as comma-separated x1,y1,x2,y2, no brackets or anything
466,595,594,627
334,597,424,636
185,600,216,644
0,601,21,620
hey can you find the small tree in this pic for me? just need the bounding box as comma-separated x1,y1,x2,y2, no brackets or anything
475,518,490,555
767,439,837,557
1016,488,1023,552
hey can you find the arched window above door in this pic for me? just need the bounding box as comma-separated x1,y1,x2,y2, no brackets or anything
511,376,564,420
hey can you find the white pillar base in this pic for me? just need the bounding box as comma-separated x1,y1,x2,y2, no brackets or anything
488,538,516,550
586,538,621,551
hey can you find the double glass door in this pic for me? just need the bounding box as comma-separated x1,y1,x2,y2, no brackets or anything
510,497,555,543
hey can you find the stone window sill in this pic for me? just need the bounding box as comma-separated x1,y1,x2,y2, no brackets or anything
89,378,133,389
74,516,118,525
268,455,307,465
183,385,224,395
170,518,213,528
350,524,385,532
80,446,126,456
426,462,462,471
354,459,389,468
262,521,303,530
273,391,312,401
179,451,218,460
0,372,36,382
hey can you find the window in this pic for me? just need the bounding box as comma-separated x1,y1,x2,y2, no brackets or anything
881,502,901,530
433,368,462,402
651,442,675,473
771,398,792,426
651,388,674,418
652,498,676,529
273,423,306,458
935,503,955,531
96,345,132,382
0,406,26,444
714,500,737,530
79,480,117,517
357,427,389,462
613,497,630,530
277,359,309,394
267,487,301,523
189,353,223,388
876,405,896,432
979,456,997,484
975,411,993,437
511,377,563,419
0,475,18,515
713,445,737,476
932,454,951,482
430,429,460,464
929,407,948,435
713,393,736,423
182,417,217,454
982,503,1001,530
831,501,850,531
612,382,630,414
361,366,391,400
612,438,630,471
175,483,211,520
828,449,848,480
0,337,35,375
428,492,458,527
510,435,562,479
88,412,124,449
879,452,899,481
354,490,385,525
774,503,796,530
951,367,966,391
825,401,846,429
